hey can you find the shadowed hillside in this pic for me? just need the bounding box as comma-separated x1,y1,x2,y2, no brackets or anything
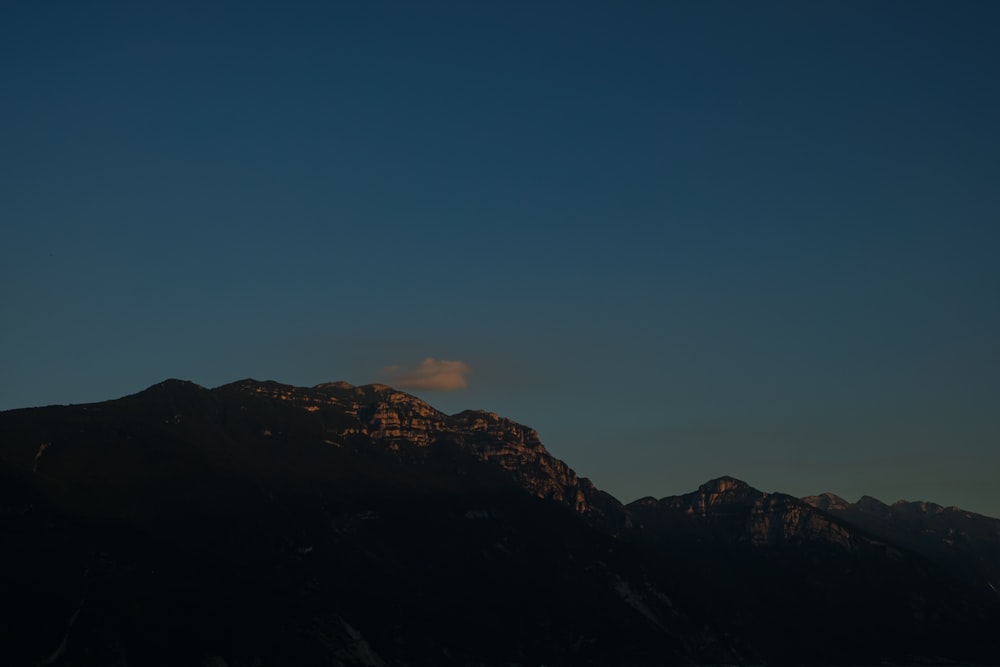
2,379,998,666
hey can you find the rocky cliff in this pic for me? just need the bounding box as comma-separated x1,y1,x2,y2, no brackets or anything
216,379,599,514
645,475,858,547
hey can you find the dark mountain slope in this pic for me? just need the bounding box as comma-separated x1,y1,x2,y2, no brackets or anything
624,476,1000,664
0,380,727,666
803,491,1000,600
2,379,999,665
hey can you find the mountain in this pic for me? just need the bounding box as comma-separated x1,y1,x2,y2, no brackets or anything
802,491,1000,600
0,379,711,666
627,476,1000,664
1,379,998,666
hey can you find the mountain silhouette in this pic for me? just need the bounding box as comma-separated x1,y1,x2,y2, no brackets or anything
1,379,998,666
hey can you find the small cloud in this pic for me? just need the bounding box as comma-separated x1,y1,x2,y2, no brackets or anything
382,358,472,391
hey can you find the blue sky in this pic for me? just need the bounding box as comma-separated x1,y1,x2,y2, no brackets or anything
3,2,998,515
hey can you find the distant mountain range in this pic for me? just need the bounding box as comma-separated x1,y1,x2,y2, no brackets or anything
2,379,998,666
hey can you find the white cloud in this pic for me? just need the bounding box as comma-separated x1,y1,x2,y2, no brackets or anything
382,357,472,391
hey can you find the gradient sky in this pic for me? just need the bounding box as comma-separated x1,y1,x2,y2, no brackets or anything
3,2,998,515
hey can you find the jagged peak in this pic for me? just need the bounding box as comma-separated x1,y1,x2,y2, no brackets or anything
218,378,290,391
453,409,501,421
355,384,434,406
359,383,396,393
893,499,944,513
802,492,852,511
854,495,892,517
698,476,755,494
313,381,355,390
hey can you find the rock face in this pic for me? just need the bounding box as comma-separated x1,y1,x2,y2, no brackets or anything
218,379,595,513
647,475,856,547
1,378,999,666
801,491,852,512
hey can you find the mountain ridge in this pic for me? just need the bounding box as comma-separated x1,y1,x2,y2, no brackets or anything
2,377,999,665
13,378,993,519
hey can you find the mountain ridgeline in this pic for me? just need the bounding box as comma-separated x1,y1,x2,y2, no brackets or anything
1,379,998,666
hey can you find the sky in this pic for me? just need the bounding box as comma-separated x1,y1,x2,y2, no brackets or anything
3,2,999,516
